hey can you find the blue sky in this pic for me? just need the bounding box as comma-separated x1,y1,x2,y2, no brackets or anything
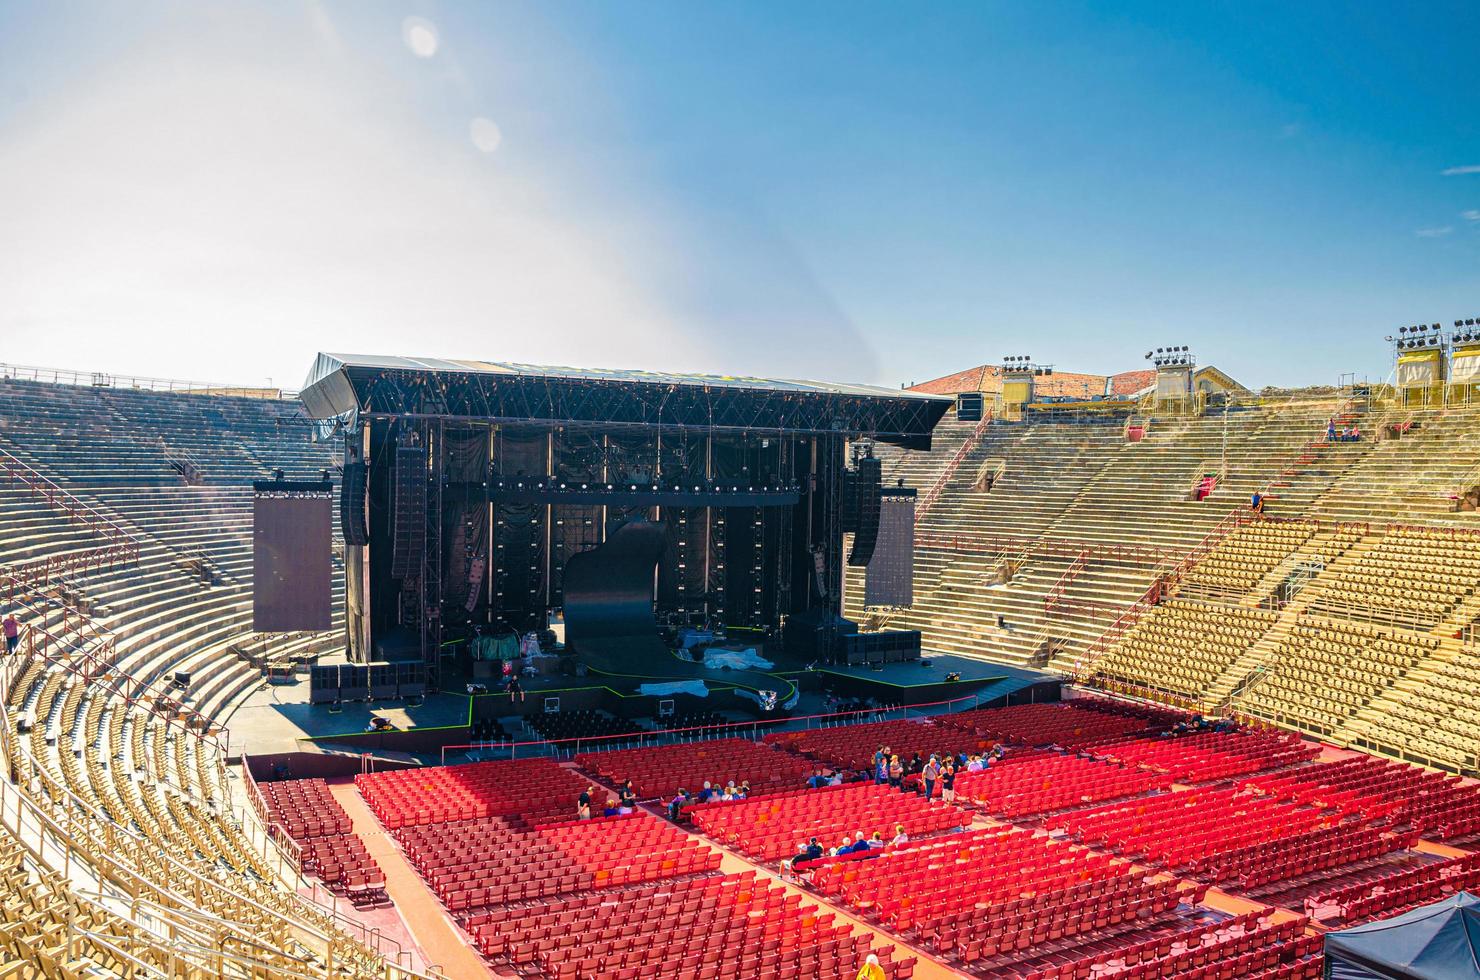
0,2,1476,390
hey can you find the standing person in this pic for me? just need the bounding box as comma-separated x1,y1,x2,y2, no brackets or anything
1326,419,1337,442
940,761,957,804
887,755,903,789
856,953,886,980
577,786,593,820
874,746,890,784
922,755,940,800
2,613,18,655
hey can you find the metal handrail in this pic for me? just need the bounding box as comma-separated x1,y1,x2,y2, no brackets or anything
0,446,144,554
917,409,993,520
0,638,433,976
0,361,294,400
436,691,997,766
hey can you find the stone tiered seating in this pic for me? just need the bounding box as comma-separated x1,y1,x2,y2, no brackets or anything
1310,406,1480,524
851,399,1369,668
0,377,345,729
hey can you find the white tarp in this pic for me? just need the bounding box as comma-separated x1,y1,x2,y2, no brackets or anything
703,648,774,671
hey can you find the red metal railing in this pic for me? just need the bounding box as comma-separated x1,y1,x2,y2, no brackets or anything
916,410,993,521
1,447,142,559
1043,549,1090,614
914,532,1171,566
435,691,1004,767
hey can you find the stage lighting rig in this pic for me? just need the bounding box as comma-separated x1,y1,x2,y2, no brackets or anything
1147,345,1195,368
1002,355,1053,377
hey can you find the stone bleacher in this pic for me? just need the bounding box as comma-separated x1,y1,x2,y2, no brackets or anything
850,391,1480,774
0,377,344,726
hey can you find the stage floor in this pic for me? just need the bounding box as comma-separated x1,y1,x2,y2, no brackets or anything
222,653,1062,758
224,681,472,758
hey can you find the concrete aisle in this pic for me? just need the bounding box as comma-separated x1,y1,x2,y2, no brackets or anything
329,781,496,980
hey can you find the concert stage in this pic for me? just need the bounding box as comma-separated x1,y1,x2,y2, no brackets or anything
299,352,952,692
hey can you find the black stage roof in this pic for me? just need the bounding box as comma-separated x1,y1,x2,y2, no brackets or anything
300,353,951,448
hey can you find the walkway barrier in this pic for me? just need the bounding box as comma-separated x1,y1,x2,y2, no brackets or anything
437,691,1010,767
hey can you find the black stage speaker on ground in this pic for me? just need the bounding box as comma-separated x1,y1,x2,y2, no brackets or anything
309,664,340,703
864,490,915,607
847,455,882,567
253,481,333,632
340,461,368,546
391,446,427,578
956,392,984,423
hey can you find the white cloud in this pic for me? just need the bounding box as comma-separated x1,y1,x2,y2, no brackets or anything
1415,226,1453,238
1463,210,1480,222
1442,165,1480,176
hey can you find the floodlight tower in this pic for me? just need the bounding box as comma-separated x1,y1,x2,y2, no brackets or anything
1000,355,1054,418
1143,345,1197,410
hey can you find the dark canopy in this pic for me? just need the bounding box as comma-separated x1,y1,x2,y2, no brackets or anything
298,352,952,449
1326,892,1480,980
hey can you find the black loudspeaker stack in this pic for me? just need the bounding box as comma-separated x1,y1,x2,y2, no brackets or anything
391,446,428,578
847,455,882,567
340,461,369,546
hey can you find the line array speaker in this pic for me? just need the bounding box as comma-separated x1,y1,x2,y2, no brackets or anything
340,461,369,546
391,446,427,578
847,455,882,567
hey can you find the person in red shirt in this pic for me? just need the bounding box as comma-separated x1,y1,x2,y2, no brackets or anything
2,614,19,655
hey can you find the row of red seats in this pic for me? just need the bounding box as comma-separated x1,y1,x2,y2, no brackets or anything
1016,911,1302,980
257,777,352,839
762,718,988,771
396,811,721,910
298,833,387,906
949,876,1203,965
935,700,1176,748
1242,755,1480,836
813,828,1122,917
952,752,1175,818
1305,853,1480,924
1045,787,1328,871
1087,730,1317,783
1171,934,1324,980
1214,825,1412,892
572,737,818,800
689,781,966,861
256,778,387,907
464,871,915,980
355,757,591,829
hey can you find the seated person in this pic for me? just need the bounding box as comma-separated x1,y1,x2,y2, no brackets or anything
785,836,825,870
866,831,886,849
602,796,621,818
667,789,690,821
891,824,909,846
807,770,830,790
